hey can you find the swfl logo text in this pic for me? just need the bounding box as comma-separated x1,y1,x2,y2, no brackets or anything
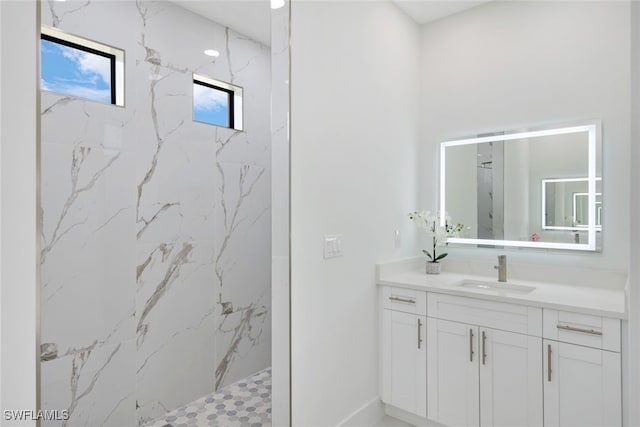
3,409,70,421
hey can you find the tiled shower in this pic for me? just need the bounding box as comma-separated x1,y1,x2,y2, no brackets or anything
39,1,272,425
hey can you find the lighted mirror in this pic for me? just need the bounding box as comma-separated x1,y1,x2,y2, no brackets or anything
542,177,602,231
440,122,601,251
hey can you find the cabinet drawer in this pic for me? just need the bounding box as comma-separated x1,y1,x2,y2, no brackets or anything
543,309,620,352
382,286,427,315
427,293,542,336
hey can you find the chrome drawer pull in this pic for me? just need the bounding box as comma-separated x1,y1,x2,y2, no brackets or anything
547,344,552,382
418,318,423,349
557,324,603,336
469,329,474,362
389,296,416,304
482,331,487,365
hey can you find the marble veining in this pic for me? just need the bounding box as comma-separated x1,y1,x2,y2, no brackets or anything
135,65,185,239
40,1,272,425
215,304,268,390
47,0,91,28
64,343,122,427
136,242,194,348
42,97,76,116
41,145,121,264
225,27,236,83
215,162,265,309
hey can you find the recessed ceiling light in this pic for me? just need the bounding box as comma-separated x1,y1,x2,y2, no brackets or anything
204,49,220,57
271,0,285,9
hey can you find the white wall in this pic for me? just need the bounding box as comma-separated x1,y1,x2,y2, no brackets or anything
420,1,630,271
1,0,3,413
628,2,640,425
0,1,39,426
271,0,291,425
290,1,420,425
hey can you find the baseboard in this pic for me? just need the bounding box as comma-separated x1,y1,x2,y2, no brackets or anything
337,396,385,427
384,404,430,427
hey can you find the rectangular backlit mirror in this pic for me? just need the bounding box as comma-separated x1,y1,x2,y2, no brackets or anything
542,177,602,231
440,121,601,251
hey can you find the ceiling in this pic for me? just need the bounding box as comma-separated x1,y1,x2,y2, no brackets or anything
172,0,492,47
392,1,492,24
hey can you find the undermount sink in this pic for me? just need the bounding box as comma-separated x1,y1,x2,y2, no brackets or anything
457,279,536,294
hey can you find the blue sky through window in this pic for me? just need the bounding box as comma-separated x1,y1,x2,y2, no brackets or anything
41,38,112,104
193,82,231,128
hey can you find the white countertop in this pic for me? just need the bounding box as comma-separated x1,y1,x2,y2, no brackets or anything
377,262,627,319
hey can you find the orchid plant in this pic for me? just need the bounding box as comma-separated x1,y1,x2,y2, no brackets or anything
408,211,463,263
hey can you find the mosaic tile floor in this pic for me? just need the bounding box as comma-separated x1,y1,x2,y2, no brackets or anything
144,368,272,427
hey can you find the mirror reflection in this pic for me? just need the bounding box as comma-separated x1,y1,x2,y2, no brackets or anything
543,177,602,231
441,123,601,251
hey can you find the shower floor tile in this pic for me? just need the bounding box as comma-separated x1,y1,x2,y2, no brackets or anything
144,368,272,427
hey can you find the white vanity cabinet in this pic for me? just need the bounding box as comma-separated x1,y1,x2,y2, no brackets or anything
380,286,427,418
426,294,543,427
543,309,622,427
479,328,543,427
379,284,624,427
426,318,480,427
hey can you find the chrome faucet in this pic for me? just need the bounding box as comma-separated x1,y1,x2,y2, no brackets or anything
494,255,507,282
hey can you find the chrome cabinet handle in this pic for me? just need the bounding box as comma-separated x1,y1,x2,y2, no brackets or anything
418,319,423,349
389,296,416,304
557,324,603,336
547,344,552,382
482,331,487,365
470,329,474,362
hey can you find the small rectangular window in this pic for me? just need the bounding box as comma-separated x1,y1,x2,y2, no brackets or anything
40,27,124,106
193,74,243,130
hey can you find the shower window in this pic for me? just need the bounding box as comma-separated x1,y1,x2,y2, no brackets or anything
193,74,243,130
40,27,125,106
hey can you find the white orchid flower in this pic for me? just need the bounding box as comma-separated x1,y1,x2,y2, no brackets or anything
434,226,449,246
408,209,464,265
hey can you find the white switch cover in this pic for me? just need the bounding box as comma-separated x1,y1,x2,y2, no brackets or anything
394,229,401,248
324,234,344,259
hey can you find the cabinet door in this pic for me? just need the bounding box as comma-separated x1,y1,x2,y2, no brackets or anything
479,328,542,427
381,309,426,417
427,318,479,427
544,340,621,427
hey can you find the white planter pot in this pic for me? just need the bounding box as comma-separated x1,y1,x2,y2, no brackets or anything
426,261,441,275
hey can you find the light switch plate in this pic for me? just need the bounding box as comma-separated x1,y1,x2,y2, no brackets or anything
323,234,343,259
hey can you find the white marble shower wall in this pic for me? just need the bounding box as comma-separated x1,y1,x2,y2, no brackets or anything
39,1,272,425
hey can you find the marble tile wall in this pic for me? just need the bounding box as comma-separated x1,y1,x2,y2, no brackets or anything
39,1,271,425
